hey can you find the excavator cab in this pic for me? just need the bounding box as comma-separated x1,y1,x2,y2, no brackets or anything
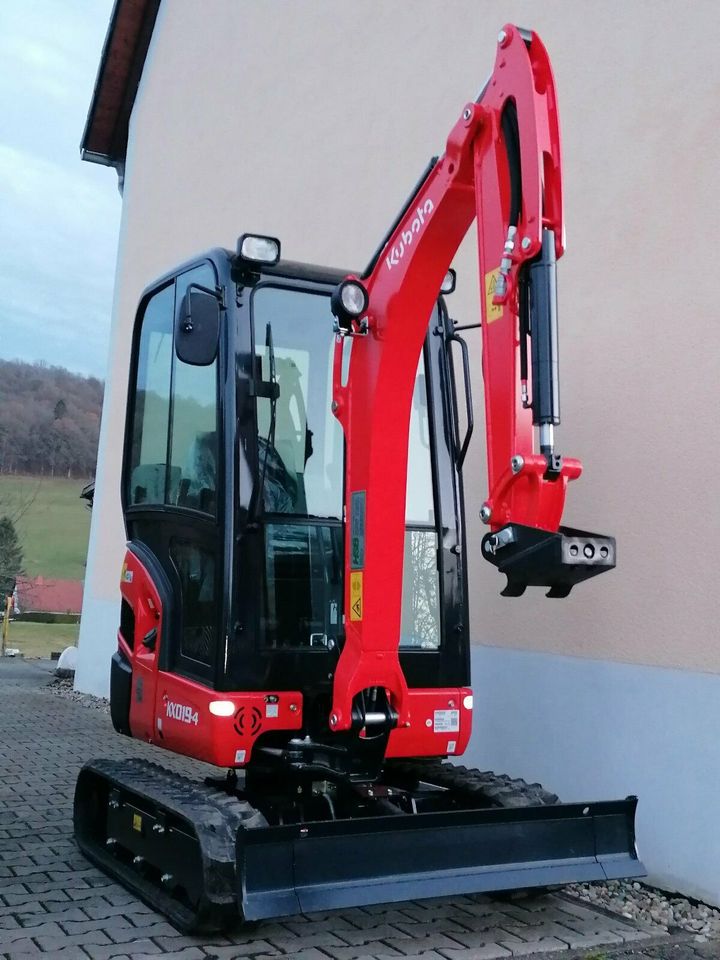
111,244,470,774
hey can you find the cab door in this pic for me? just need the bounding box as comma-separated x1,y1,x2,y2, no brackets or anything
123,261,223,739
122,543,169,741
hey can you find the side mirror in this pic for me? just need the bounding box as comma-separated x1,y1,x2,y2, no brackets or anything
176,291,220,366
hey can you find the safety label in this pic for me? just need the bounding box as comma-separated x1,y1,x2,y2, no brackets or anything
350,571,363,621
350,491,366,569
484,268,503,324
433,709,459,733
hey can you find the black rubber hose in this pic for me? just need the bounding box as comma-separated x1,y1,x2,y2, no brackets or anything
501,100,522,227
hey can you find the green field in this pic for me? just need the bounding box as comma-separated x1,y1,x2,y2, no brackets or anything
0,475,92,580
4,620,79,658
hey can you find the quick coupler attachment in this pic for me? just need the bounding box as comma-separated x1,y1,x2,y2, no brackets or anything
482,523,616,597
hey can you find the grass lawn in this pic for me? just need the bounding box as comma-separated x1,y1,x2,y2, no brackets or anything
4,620,79,658
0,475,92,579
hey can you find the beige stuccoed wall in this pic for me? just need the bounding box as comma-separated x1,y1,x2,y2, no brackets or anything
78,0,720,692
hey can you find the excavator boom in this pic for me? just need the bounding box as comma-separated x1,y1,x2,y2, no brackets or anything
329,24,615,732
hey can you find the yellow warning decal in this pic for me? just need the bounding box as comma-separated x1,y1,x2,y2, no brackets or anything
132,813,143,833
484,268,503,324
350,571,363,622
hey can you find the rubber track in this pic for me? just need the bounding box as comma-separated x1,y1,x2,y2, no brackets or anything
384,759,560,808
74,757,265,932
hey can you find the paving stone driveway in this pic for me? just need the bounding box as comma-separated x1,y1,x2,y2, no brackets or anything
0,658,668,960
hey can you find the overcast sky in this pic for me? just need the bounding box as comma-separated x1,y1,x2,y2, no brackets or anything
0,0,120,378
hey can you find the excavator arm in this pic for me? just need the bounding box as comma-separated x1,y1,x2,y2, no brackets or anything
329,24,616,732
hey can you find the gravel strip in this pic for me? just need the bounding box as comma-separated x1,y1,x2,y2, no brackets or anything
567,880,720,940
46,673,110,712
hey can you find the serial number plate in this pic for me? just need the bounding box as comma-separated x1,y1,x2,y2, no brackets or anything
433,709,459,733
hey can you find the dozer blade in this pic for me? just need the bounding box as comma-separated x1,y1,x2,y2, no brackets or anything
238,797,644,919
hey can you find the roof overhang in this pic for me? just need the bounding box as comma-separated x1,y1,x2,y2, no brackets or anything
80,0,160,184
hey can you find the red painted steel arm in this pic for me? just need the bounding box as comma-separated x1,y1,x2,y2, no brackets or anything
473,26,580,531
329,25,580,731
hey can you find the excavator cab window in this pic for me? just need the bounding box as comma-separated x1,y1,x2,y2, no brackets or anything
128,265,219,514
402,364,441,649
128,282,174,507
250,283,441,652
252,286,343,519
125,260,221,683
251,286,344,650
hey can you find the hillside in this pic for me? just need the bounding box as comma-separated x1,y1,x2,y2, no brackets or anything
0,475,92,580
0,359,103,478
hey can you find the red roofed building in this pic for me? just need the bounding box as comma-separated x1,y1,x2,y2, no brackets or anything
14,576,84,617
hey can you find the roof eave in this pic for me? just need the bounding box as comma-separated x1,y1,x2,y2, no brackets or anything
80,0,160,179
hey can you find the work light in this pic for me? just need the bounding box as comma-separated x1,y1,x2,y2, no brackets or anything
208,700,236,717
331,279,369,331
441,269,456,295
237,234,281,265
340,282,368,316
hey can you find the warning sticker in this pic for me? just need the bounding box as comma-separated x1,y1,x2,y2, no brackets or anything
235,749,247,764
484,268,503,324
433,709,459,733
350,571,363,621
132,813,143,833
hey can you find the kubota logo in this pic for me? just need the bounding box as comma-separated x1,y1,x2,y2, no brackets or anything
385,199,434,270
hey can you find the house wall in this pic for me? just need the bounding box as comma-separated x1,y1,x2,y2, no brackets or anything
76,0,720,902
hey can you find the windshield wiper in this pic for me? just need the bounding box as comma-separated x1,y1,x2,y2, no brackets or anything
250,322,278,521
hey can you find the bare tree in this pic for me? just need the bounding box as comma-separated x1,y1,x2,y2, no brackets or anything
0,478,40,526
403,530,440,648
0,516,23,598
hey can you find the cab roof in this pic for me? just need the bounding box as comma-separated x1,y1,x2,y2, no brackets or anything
140,248,353,302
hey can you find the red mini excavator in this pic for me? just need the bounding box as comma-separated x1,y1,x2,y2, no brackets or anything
74,25,644,931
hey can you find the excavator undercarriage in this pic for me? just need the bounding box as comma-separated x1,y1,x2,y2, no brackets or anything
76,758,641,932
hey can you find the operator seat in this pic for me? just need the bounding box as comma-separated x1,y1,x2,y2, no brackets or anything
181,431,217,513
